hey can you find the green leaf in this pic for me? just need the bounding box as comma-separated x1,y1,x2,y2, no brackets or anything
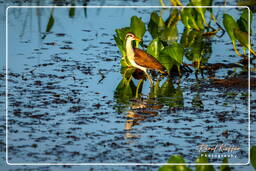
233,28,248,48
220,158,231,171
223,14,239,43
251,146,256,169
237,9,252,33
147,38,164,58
148,12,165,38
159,155,192,171
46,10,54,32
162,42,184,65
166,9,180,28
191,0,209,24
181,7,201,30
158,54,174,74
167,155,185,163
116,27,131,42
130,16,146,39
114,36,125,56
196,154,215,171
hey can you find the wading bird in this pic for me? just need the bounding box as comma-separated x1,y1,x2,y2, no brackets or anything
125,32,166,86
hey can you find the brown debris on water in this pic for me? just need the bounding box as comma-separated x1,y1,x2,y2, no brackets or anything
211,77,256,88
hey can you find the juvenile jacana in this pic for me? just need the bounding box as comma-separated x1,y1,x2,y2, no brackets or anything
125,32,166,85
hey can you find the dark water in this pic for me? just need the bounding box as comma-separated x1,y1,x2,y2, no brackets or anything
0,1,256,171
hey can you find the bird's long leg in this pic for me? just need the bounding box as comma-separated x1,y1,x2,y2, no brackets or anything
142,69,154,87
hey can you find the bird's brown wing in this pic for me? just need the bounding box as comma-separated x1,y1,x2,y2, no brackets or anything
134,48,166,72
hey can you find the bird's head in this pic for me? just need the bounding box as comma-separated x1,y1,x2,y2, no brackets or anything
125,32,141,42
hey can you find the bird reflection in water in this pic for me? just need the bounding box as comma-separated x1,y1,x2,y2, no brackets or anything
124,98,163,138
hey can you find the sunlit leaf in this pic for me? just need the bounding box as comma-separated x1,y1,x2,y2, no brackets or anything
130,16,146,39
223,14,239,43
251,146,256,169
147,38,164,58
46,10,54,32
196,154,215,171
220,158,231,171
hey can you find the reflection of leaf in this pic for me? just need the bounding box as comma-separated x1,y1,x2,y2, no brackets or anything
130,16,146,39
148,12,165,38
192,93,204,108
159,155,192,171
220,158,231,171
147,38,164,58
114,77,136,104
69,6,75,18
46,9,54,32
251,146,256,169
157,79,184,108
196,154,215,171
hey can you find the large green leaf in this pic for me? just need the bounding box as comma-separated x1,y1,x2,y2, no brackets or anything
162,42,184,65
148,12,165,38
251,146,256,169
195,154,215,171
220,158,231,171
130,16,146,39
223,14,239,43
147,38,164,58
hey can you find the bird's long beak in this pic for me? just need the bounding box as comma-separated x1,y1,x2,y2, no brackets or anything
134,36,141,42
